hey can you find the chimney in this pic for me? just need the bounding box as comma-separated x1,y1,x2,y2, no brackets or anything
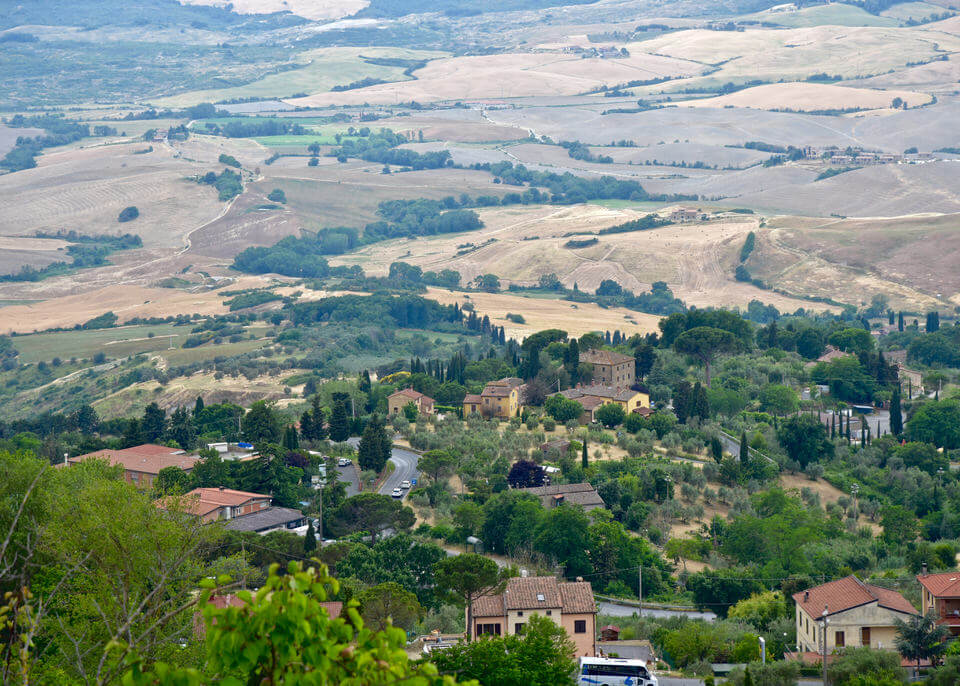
922,562,928,576
219,486,225,491
804,591,809,602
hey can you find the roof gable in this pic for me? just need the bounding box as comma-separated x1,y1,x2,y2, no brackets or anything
793,575,918,618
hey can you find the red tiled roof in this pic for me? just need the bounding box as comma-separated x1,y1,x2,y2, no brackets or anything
390,388,433,403
560,581,596,613
188,487,271,507
918,572,960,597
69,444,197,475
793,576,918,618
463,394,482,404
581,349,634,365
472,576,596,617
482,385,515,398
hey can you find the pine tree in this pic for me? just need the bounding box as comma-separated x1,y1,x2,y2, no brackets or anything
358,414,390,473
304,519,317,555
674,381,692,423
358,369,371,395
582,438,588,469
168,406,197,450
193,395,205,417
890,384,903,436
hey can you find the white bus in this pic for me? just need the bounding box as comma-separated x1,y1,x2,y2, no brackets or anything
578,657,658,686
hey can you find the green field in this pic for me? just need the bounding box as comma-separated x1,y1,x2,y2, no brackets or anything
153,47,447,108
253,134,341,146
161,338,267,365
588,199,672,211
744,3,899,27
13,324,187,364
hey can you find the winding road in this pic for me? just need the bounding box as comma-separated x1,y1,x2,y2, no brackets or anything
345,437,421,499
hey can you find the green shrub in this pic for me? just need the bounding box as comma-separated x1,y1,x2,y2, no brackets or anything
117,206,139,222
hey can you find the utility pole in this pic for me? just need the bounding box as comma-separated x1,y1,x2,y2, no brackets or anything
821,606,829,686
638,565,642,617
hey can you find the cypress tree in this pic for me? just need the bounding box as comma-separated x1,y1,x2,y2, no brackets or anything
303,519,317,555
283,425,299,450
582,438,588,469
329,393,351,442
898,311,904,332
739,431,749,469
888,309,895,325
193,395,205,417
830,414,835,439
693,382,710,421
890,385,903,436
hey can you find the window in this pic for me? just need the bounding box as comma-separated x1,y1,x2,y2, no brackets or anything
478,623,501,636
515,623,524,635
575,620,587,634
835,631,845,647
517,611,523,617
861,627,871,647
546,610,552,616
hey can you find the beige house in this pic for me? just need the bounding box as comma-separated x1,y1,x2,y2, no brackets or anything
471,576,597,657
387,388,435,416
580,349,635,387
555,384,650,423
67,444,198,489
793,576,918,653
519,482,605,512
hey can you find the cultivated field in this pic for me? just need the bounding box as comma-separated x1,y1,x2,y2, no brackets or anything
154,47,444,108
681,82,932,112
329,202,834,313
287,51,706,106
423,287,662,340
629,25,960,92
754,213,960,309
177,0,369,20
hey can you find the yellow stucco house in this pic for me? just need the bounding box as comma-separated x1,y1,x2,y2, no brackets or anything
793,576,918,654
465,377,525,419
555,384,650,423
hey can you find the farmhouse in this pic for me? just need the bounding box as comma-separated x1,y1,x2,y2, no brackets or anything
387,388,435,416
471,576,597,657
223,507,308,534
67,444,198,489
519,482,605,512
464,377,526,419
580,348,635,387
556,384,650,423
669,207,706,222
792,576,918,653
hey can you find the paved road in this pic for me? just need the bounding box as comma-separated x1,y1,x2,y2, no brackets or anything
310,450,361,498
597,601,717,621
344,438,420,499
379,447,420,498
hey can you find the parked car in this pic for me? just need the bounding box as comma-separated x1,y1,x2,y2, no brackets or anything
391,488,403,498
400,480,411,489
338,458,352,467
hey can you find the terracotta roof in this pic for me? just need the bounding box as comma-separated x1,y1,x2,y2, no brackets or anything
918,572,960,597
792,576,918,618
463,394,482,404
482,384,516,398
559,385,640,403
188,487,271,507
473,576,596,617
581,349,634,366
560,581,597,613
69,444,197,475
520,482,605,510
390,388,433,402
816,346,851,363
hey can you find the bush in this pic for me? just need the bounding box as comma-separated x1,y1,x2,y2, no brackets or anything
542,417,556,432
118,206,139,223
218,153,241,168
267,188,287,203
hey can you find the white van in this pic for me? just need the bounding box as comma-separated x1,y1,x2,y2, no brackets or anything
578,657,658,686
